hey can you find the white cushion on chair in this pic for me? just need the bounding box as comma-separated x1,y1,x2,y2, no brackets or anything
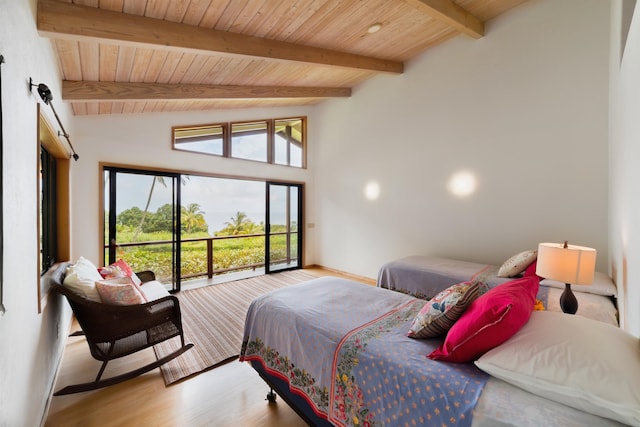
140,280,171,301
63,256,104,302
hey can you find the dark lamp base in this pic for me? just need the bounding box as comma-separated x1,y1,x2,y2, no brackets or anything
560,283,578,314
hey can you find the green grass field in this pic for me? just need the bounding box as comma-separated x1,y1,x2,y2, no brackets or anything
107,229,297,283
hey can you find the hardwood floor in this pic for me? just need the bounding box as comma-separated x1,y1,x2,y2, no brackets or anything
45,267,374,427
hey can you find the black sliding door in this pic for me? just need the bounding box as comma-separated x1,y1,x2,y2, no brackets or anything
104,167,181,291
265,182,302,273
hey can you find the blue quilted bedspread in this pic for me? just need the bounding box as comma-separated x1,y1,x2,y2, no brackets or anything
240,277,489,426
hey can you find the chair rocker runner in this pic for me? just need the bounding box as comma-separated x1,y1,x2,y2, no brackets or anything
51,269,193,395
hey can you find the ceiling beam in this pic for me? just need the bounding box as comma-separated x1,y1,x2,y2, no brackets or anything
37,0,403,74
62,81,352,102
404,0,485,39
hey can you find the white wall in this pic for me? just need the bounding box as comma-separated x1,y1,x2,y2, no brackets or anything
71,107,315,264
311,0,610,280
0,1,75,426
609,0,640,336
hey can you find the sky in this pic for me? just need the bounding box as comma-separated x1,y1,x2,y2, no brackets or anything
182,175,267,232
110,172,288,233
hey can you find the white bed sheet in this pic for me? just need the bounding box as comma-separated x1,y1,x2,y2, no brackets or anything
473,379,626,427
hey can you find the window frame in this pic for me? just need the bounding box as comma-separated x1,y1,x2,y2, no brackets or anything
99,163,305,290
37,105,71,312
230,119,270,163
172,122,228,157
274,117,305,168
172,116,306,169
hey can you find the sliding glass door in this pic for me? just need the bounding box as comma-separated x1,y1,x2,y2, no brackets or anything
104,168,181,291
266,182,302,273
180,175,266,281
104,167,303,288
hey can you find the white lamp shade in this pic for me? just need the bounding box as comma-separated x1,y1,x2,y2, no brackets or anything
536,242,596,285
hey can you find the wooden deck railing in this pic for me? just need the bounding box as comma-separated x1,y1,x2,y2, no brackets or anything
106,232,296,280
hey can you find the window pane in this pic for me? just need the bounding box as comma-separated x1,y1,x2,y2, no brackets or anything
274,137,287,165
231,121,267,162
290,187,299,232
181,175,266,281
290,144,302,168
105,171,177,286
174,124,225,156
274,118,303,168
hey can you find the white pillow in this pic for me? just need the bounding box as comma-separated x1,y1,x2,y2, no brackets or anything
540,271,617,297
497,250,537,277
62,256,104,302
475,311,640,426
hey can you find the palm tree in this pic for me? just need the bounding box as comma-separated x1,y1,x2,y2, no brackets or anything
222,211,254,235
133,176,166,241
132,175,191,241
181,203,206,234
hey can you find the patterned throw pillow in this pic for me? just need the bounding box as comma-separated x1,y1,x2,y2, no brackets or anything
95,277,147,305
98,259,142,285
497,250,537,277
407,281,489,339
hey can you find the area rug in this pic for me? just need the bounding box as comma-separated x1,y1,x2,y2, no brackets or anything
154,269,319,386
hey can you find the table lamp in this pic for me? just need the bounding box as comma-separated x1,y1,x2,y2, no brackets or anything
536,241,596,314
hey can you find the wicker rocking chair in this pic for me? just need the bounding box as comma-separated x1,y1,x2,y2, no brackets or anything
51,268,193,395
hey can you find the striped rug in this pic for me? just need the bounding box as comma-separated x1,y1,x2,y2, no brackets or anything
154,269,320,386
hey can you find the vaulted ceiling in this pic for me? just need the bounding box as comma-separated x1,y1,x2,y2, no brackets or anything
37,0,528,116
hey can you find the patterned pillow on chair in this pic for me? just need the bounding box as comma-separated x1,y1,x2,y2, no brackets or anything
95,277,147,305
98,259,142,285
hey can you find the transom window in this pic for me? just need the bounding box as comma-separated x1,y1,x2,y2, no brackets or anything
174,124,225,156
172,117,306,168
231,121,268,162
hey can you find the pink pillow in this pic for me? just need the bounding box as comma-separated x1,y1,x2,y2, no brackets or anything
98,259,141,285
95,277,147,305
523,260,538,277
428,276,539,363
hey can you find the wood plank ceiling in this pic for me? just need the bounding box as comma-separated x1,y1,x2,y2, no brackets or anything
37,0,528,116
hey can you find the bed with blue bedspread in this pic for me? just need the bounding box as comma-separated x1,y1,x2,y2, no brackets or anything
240,276,634,426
